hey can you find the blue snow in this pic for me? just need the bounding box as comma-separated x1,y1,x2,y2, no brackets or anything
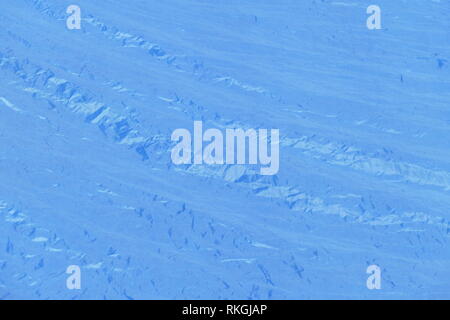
0,0,449,299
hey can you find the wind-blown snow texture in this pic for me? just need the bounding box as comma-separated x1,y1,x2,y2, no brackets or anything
0,0,449,300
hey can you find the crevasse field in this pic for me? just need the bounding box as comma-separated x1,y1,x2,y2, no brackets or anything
0,0,449,300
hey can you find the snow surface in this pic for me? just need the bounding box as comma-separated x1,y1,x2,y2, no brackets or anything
0,0,449,299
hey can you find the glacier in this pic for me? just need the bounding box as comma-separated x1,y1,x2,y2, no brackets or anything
0,0,449,299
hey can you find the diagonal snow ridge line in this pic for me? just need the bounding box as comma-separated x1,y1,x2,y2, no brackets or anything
1,200,82,255
0,200,135,286
83,15,269,95
178,164,450,231
2,191,261,295
23,1,450,190
0,51,271,172
2,47,449,232
0,200,77,260
0,51,238,167
0,51,154,160
0,97,23,113
1,46,392,228
23,0,272,98
144,93,450,191
3,47,450,198
93,63,450,191
281,136,450,190
0,49,448,230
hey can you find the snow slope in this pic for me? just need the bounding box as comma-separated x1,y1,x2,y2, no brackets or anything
0,0,449,299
